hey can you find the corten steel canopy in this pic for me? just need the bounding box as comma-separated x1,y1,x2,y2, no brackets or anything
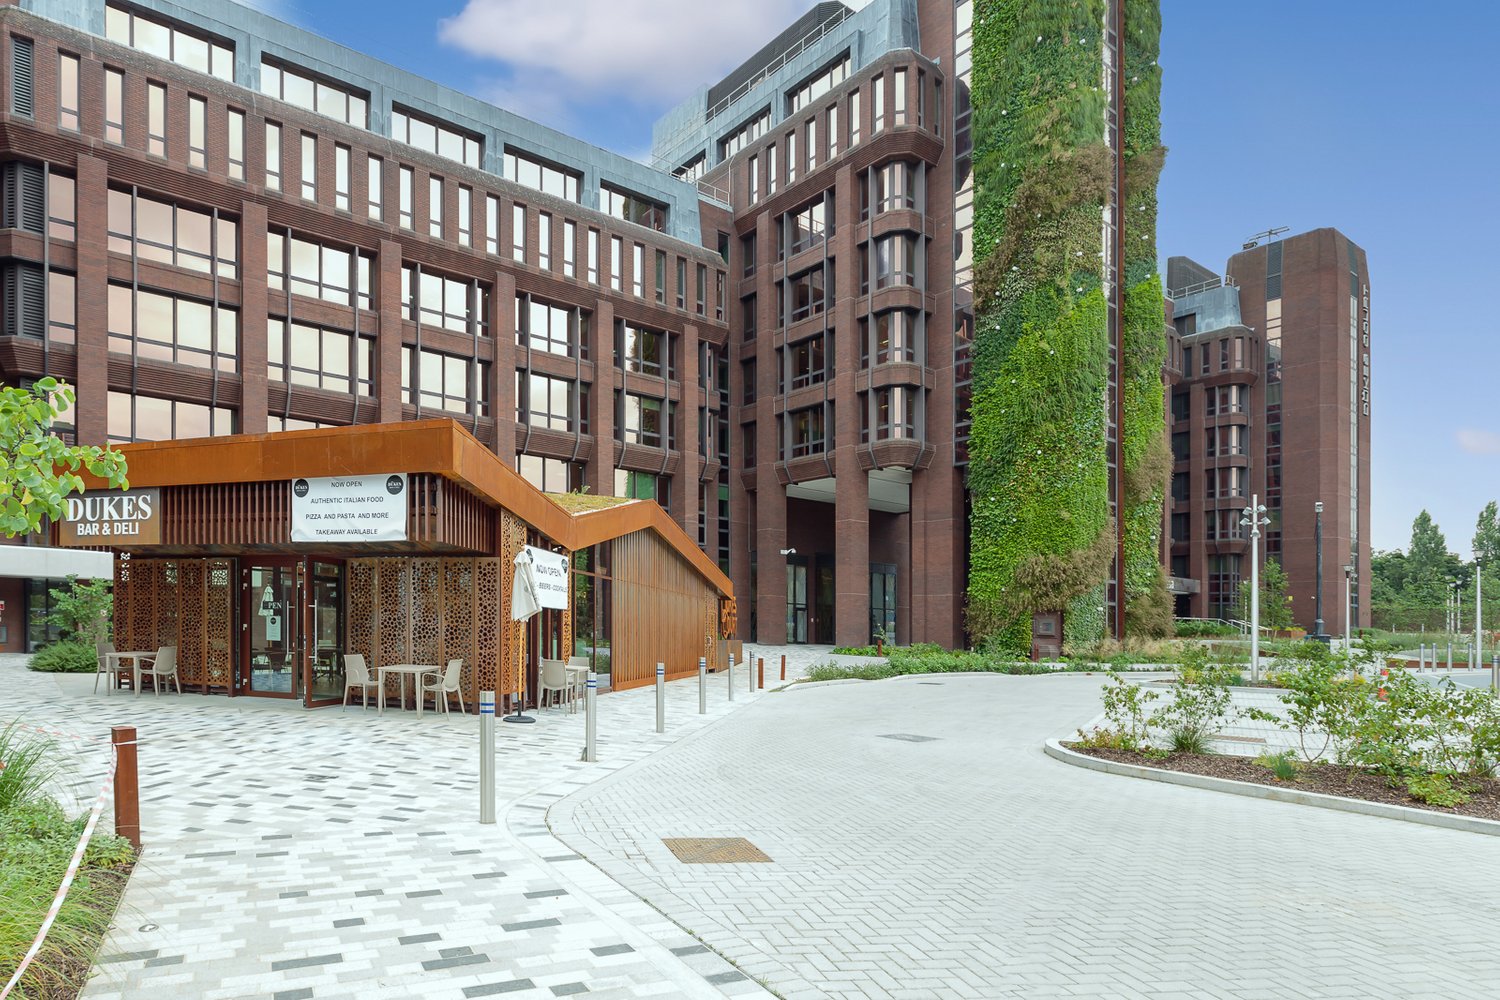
79,419,733,598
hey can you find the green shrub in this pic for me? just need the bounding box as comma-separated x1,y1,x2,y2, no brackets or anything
28,640,98,674
1097,672,1159,751
1254,750,1301,782
1150,645,1239,754
805,651,1049,683
1175,620,1239,638
0,724,59,813
1404,773,1468,808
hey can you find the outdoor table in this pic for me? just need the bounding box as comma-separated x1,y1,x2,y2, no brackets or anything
104,651,156,695
377,664,442,716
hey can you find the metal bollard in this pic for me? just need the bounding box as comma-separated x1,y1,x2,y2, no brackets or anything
584,672,597,762
655,662,665,733
112,726,140,850
728,652,735,701
747,647,754,694
1419,644,1426,674
698,656,707,714
780,654,786,681
479,691,495,825
758,657,764,690
1493,652,1499,692
1448,643,1454,672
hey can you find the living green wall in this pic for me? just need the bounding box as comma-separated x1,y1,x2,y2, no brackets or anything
966,0,1169,651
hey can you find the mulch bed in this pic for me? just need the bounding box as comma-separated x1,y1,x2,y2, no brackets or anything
1068,745,1500,821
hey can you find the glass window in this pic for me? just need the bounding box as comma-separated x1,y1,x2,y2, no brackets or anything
428,175,444,238
58,53,79,131
186,95,207,168
458,186,472,247
788,404,827,457
617,321,667,377
264,122,281,191
719,108,769,158
563,221,577,278
516,371,580,431
267,231,372,309
108,189,238,279
676,257,686,309
517,454,583,493
260,59,367,126
786,267,831,323
849,89,861,146
806,118,817,173
767,143,778,195
104,68,124,144
893,68,908,126
615,469,667,506
147,82,166,157
334,144,351,211
47,271,75,345
784,197,833,256
538,212,551,270
655,250,666,305
619,393,664,446
610,236,622,291
861,310,917,365
485,194,500,254
401,265,490,335
106,4,234,80
367,156,383,220
403,347,488,415
107,390,234,443
871,234,916,290
504,148,581,201
748,154,759,205
872,75,885,133
696,263,707,315
391,107,481,166
587,229,599,284
267,318,374,395
786,53,850,113
300,133,317,200
512,204,526,263
632,243,643,297
827,103,839,158
786,131,797,184
47,172,75,242
864,386,916,441
398,166,414,229
227,109,245,180
787,335,826,389
599,184,668,232
108,284,238,372
516,295,589,359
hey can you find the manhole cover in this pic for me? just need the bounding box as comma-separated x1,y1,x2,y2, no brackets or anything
879,733,939,743
662,837,772,864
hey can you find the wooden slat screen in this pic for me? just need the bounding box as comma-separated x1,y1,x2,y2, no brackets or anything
609,528,721,691
113,557,233,691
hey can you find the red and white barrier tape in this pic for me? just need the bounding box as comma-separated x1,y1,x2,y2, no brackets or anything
0,748,119,1000
6,721,106,744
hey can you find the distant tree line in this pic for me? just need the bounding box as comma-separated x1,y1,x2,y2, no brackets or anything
1371,501,1499,633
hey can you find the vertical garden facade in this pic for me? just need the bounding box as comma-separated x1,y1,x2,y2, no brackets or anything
965,0,1169,651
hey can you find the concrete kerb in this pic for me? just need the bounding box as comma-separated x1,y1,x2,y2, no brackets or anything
1044,738,1500,838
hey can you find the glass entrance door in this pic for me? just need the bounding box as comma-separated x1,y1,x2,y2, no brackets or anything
306,561,346,706
786,560,808,643
242,560,301,698
870,563,897,644
813,561,835,645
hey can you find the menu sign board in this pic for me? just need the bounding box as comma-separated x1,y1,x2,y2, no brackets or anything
290,474,408,543
59,488,161,546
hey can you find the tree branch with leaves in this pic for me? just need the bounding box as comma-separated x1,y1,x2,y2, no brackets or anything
0,378,128,537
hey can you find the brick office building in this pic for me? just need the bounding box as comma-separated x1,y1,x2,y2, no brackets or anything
1164,228,1371,634
0,0,733,649
0,0,988,650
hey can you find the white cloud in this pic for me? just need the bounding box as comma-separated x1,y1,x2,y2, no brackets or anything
1457,428,1500,456
438,0,815,115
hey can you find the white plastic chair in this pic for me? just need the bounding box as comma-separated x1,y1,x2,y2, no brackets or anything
137,646,179,696
343,653,377,710
422,658,465,714
94,639,119,694
566,655,590,706
539,658,571,711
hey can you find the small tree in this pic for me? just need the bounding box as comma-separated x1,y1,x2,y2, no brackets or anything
1234,559,1294,631
0,378,128,536
47,574,113,644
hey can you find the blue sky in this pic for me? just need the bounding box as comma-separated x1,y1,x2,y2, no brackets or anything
252,0,1498,557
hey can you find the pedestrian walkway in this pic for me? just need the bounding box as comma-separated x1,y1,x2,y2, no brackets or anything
1,651,821,1000
552,671,1500,1000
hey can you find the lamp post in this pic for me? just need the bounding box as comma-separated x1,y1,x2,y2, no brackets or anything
1312,500,1327,643
1342,564,1354,650
1241,495,1270,683
1477,561,1484,667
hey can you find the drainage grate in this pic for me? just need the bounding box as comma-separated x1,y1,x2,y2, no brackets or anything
879,733,939,743
662,837,772,864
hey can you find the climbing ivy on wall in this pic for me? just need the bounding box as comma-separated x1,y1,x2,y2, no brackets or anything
965,0,1169,651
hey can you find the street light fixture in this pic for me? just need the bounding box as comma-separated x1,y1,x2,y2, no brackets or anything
1342,564,1355,650
1312,500,1328,643
1241,494,1271,682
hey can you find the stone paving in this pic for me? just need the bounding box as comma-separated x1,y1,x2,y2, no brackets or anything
552,671,1500,999
1,648,835,1000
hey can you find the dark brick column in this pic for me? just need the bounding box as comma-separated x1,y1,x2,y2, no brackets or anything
586,299,615,496
678,321,701,541
239,200,269,433
72,154,109,444
376,239,404,423
491,269,516,460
